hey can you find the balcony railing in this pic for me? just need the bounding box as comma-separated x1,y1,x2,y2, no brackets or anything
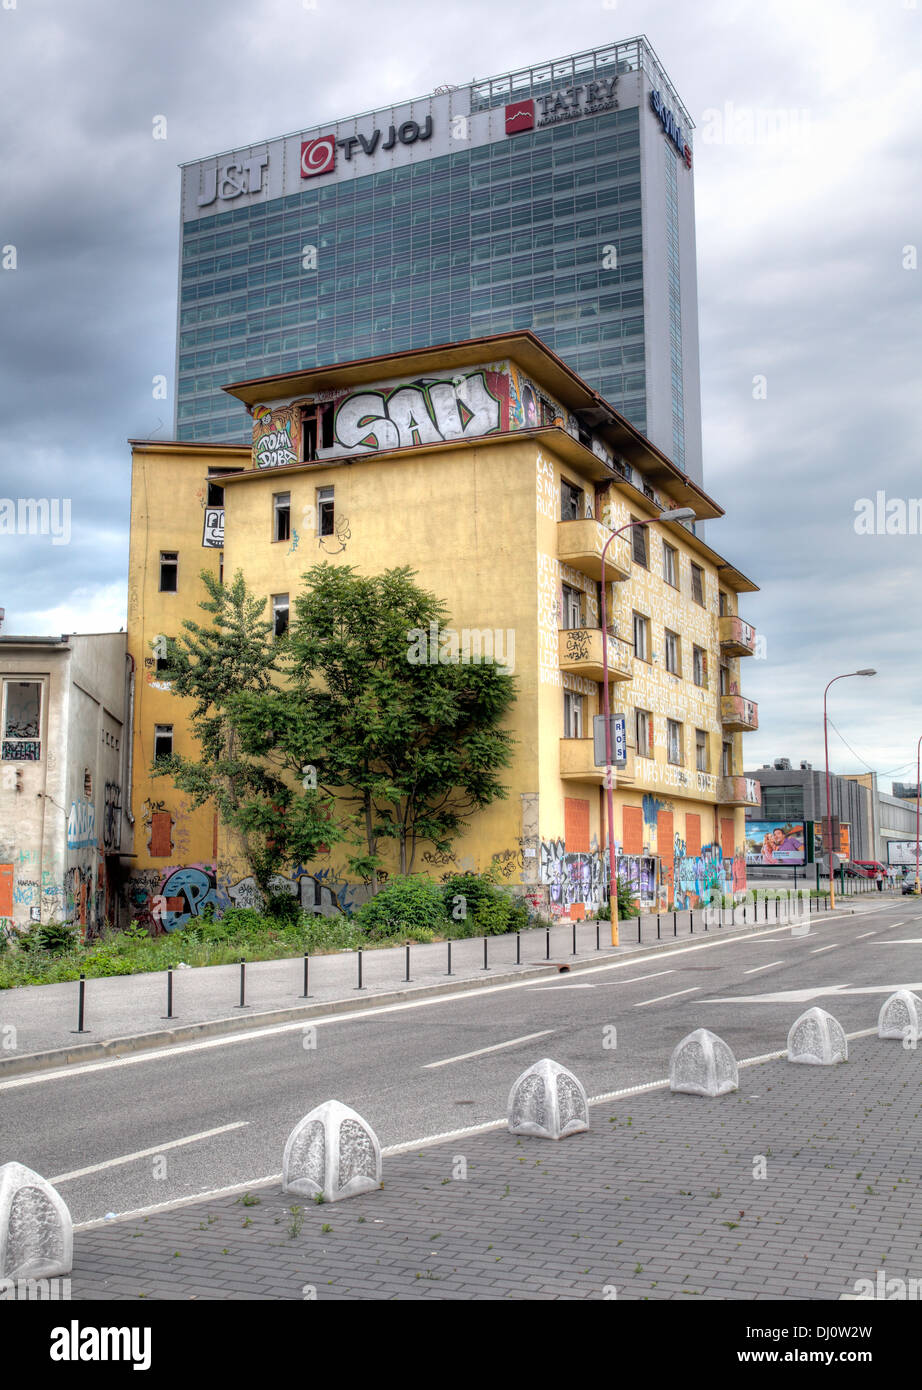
719,615,756,657
557,519,631,583
720,694,759,732
558,627,633,684
717,775,762,807
560,737,635,785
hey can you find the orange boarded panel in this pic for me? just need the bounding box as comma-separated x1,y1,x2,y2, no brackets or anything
564,797,590,853
721,816,735,861
686,813,701,857
0,864,12,919
622,805,643,855
149,810,173,858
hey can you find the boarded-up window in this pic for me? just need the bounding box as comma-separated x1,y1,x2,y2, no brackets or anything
0,864,12,919
686,813,702,857
564,797,590,853
622,805,643,855
149,810,173,858
721,816,735,862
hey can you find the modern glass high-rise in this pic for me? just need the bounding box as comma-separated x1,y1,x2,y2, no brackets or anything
175,35,703,484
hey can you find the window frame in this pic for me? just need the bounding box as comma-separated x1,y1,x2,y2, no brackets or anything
662,542,678,588
273,490,291,543
153,724,174,762
667,718,684,766
634,707,653,758
632,610,650,662
664,628,681,676
563,689,584,739
630,516,648,568
159,551,178,593
272,592,290,638
692,644,708,688
1,679,44,761
560,477,583,522
695,728,709,773
562,582,583,630
317,485,335,537
690,562,705,607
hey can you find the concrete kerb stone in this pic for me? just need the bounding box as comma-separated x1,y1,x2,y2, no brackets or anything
0,905,864,1081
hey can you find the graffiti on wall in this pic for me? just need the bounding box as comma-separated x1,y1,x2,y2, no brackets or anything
253,404,300,469
332,371,503,452
540,837,605,917
158,865,219,931
66,800,96,850
672,836,747,908
103,782,121,851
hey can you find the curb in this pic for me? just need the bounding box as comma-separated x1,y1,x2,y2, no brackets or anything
0,905,863,1081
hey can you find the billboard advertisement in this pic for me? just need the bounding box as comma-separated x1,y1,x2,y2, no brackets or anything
887,841,922,866
745,821,806,867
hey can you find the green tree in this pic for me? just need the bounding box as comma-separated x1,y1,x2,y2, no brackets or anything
152,569,335,897
230,563,517,889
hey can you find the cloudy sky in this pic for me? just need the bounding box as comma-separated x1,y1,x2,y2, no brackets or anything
1,0,919,782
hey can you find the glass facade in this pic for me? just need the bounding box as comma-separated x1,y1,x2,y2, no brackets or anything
177,108,645,443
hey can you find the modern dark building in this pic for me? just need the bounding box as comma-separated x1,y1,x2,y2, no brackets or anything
744,759,873,870
175,36,703,484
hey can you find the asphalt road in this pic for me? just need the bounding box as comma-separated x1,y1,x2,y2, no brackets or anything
3,898,919,1223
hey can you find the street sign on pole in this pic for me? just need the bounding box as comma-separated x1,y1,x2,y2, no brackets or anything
594,713,627,768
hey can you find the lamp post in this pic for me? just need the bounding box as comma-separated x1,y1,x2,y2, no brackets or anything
915,736,922,895
823,669,876,909
600,505,696,945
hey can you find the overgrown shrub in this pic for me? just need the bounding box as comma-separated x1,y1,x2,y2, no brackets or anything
441,872,528,936
354,876,449,939
264,890,302,925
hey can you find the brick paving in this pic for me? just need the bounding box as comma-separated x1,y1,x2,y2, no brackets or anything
70,1032,922,1300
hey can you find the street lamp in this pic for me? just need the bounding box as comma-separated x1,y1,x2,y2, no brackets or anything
823,668,876,909
600,505,696,945
914,735,922,895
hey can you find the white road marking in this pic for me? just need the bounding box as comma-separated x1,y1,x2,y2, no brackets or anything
702,982,922,1006
48,1122,250,1184
744,961,784,974
423,1030,554,1069
633,987,700,1008
856,932,876,939
528,984,596,991
0,911,891,1092
810,945,839,954
620,970,674,984
877,939,922,944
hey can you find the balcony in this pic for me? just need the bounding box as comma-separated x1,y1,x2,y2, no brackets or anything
719,615,757,657
717,776,762,807
558,627,633,684
557,519,631,583
560,737,635,785
720,694,759,732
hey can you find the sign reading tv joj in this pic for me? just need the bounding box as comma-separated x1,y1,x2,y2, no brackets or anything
887,841,922,866
649,89,692,169
745,820,806,868
301,118,434,179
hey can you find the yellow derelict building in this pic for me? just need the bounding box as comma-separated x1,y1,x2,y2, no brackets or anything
126,331,760,927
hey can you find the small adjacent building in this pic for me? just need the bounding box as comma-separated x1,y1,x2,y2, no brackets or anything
127,331,761,925
0,633,134,935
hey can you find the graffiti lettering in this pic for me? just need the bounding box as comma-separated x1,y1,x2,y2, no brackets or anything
334,372,501,452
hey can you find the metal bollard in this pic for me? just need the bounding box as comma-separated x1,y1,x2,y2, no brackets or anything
637,916,641,944
572,921,577,956
483,937,490,971
673,910,677,936
596,919,600,951
516,932,521,965
299,953,313,999
236,960,248,1009
355,949,364,991
161,968,175,1020
405,944,412,982
71,973,90,1034
446,940,453,976
546,928,550,961
656,913,661,940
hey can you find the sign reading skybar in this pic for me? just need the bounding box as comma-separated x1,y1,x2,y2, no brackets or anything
650,88,692,168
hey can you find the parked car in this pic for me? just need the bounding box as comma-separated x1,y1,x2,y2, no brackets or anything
902,877,920,895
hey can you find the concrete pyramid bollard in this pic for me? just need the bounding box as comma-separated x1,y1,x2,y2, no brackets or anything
787,1007,848,1064
282,1100,382,1203
669,1028,739,1096
507,1058,589,1139
0,1162,73,1280
878,990,922,1043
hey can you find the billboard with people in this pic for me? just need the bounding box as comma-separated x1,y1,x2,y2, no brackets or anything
745,821,806,866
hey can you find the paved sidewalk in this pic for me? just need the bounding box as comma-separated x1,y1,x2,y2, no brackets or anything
0,895,884,1070
69,1030,922,1300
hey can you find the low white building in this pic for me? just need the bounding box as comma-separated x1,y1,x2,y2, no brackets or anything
0,633,134,936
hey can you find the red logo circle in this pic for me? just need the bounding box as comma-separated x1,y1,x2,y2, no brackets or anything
301,137,335,178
